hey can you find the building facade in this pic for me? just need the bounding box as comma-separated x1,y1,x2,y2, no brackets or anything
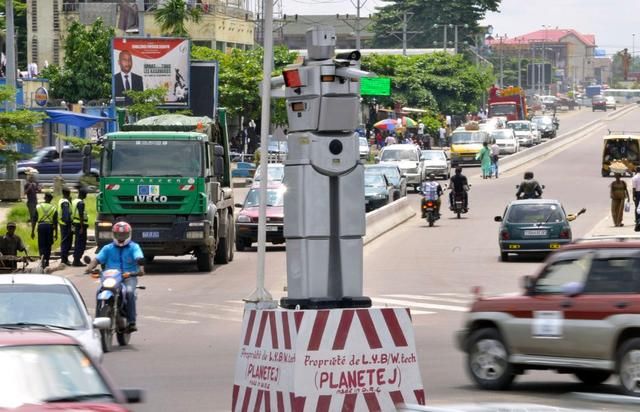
27,0,255,68
277,15,373,50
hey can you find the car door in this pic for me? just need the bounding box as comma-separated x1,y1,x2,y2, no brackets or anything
61,149,83,180
505,254,591,357
36,149,60,176
562,252,640,360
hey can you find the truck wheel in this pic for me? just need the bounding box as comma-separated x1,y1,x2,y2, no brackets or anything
215,215,233,264
196,247,214,272
466,328,516,390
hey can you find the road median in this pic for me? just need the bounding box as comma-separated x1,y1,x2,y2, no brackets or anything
364,197,415,245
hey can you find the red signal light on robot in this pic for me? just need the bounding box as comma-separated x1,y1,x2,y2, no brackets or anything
283,69,303,88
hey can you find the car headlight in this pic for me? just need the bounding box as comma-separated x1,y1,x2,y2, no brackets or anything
186,231,204,239
237,215,252,223
372,193,387,199
102,277,117,289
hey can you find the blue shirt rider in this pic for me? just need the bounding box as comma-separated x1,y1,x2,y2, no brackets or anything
85,221,145,332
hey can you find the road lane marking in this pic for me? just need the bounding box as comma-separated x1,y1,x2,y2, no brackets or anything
141,315,199,325
171,302,245,313
383,293,472,305
158,307,243,322
372,297,468,312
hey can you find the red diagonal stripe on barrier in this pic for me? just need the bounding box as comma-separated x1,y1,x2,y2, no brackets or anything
241,387,252,412
382,309,408,347
332,310,355,350
363,392,381,411
389,390,404,406
317,395,332,412
307,310,330,351
243,310,257,346
294,311,304,331
269,311,279,349
282,312,292,350
263,391,271,412
414,389,426,405
341,393,357,411
255,311,270,348
276,392,285,412
356,310,382,349
290,393,306,411
254,390,264,412
232,384,240,411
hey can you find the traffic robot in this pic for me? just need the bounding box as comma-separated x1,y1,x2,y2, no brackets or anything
272,25,374,309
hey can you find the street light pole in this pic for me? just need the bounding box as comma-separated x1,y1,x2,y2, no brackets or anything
5,0,17,180
541,25,549,95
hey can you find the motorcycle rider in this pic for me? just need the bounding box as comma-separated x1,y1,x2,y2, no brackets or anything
449,167,469,212
516,171,544,199
85,222,144,332
421,173,443,218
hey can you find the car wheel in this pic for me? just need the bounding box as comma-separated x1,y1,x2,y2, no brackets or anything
617,337,640,396
601,169,609,177
500,252,509,262
466,328,515,390
574,370,611,385
235,237,251,252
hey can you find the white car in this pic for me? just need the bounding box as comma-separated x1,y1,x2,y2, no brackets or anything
420,149,451,180
0,274,110,362
605,96,617,110
377,144,422,192
359,137,370,160
490,128,519,155
507,121,536,147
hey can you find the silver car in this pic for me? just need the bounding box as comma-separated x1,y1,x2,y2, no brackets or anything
0,274,110,362
420,150,451,180
377,144,422,192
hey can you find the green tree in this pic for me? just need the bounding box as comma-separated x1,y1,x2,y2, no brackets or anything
154,0,202,37
125,87,169,121
372,0,500,49
40,19,114,102
0,1,28,69
0,86,46,165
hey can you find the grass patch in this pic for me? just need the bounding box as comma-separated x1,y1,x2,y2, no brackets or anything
2,194,97,254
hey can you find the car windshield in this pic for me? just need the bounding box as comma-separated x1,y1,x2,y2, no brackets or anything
380,149,418,161
421,151,446,160
367,168,400,185
359,137,369,147
506,203,565,223
0,344,113,408
604,140,640,160
508,122,530,131
29,148,56,163
0,284,86,329
365,174,386,187
489,104,516,115
253,165,284,182
103,140,203,177
532,117,553,125
491,130,514,140
451,132,485,144
243,187,285,207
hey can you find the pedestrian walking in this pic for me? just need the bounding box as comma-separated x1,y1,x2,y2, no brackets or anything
23,172,39,224
632,167,640,227
385,133,396,146
31,192,57,268
0,222,27,270
610,173,630,227
476,141,492,179
71,188,89,267
438,125,447,147
58,187,73,265
490,140,500,178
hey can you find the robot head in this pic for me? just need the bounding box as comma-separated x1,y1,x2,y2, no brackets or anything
305,25,336,60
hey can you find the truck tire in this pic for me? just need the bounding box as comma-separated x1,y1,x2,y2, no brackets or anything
196,247,214,272
215,215,233,264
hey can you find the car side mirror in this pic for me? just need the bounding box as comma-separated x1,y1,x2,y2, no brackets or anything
121,388,144,404
93,317,111,330
494,216,503,222
521,275,533,291
245,178,253,185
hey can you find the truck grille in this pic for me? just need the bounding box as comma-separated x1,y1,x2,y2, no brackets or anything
116,195,186,210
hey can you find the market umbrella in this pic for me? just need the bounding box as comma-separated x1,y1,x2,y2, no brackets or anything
373,118,397,130
402,117,417,128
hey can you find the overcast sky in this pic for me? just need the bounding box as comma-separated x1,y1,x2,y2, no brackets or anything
280,0,639,56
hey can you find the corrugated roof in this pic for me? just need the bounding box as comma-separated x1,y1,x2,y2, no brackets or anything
488,28,596,47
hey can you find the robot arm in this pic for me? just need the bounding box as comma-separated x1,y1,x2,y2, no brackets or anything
335,66,376,80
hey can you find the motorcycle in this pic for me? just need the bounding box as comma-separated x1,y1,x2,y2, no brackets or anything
450,188,470,218
422,198,440,227
88,259,145,352
515,184,545,199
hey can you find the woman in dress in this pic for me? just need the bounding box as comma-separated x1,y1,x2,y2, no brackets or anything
476,141,492,179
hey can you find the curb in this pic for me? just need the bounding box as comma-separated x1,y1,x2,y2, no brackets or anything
363,197,416,245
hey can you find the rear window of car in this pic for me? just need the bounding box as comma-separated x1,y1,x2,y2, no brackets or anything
380,149,418,162
490,130,514,140
506,203,565,223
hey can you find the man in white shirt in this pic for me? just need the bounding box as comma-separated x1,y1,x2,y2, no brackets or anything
385,134,396,146
632,166,640,224
490,141,501,178
438,126,447,147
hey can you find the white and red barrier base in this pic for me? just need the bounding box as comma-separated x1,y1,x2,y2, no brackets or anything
233,307,425,411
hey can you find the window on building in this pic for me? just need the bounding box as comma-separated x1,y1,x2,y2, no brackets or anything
53,39,60,66
31,38,39,66
193,40,213,48
216,41,225,52
53,0,60,32
31,0,38,33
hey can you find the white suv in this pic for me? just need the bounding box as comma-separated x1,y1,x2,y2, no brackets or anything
377,144,422,192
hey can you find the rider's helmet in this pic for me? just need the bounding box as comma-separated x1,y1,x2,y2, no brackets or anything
112,221,132,247
455,167,462,175
524,171,534,180
428,173,436,181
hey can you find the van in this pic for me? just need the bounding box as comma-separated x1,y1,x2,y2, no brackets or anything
449,126,490,167
377,144,422,192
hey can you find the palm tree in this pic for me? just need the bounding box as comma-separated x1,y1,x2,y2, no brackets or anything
154,0,202,38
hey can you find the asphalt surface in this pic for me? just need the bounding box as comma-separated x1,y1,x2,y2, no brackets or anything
66,105,640,411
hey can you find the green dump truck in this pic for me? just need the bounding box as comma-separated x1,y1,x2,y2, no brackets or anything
88,112,234,271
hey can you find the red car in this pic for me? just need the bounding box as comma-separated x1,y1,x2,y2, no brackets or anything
235,182,285,251
592,94,607,111
0,329,143,411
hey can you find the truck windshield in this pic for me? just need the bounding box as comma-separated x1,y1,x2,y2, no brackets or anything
103,140,203,177
451,132,485,144
489,104,516,116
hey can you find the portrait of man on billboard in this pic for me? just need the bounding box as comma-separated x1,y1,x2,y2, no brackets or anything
114,49,144,104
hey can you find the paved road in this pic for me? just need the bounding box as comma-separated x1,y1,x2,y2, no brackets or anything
66,105,638,411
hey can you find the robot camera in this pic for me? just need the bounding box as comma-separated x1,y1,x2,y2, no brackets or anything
335,50,361,61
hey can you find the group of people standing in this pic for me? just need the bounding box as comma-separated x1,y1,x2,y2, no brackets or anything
476,140,501,179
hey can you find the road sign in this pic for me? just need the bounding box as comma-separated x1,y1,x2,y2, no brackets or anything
360,77,391,96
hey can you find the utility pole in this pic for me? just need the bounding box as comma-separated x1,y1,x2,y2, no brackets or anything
137,0,145,36
499,38,504,89
443,24,447,52
390,12,420,56
517,41,522,88
531,42,536,94
5,0,17,179
337,0,368,51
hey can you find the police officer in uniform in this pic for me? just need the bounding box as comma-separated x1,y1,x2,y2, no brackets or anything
58,187,73,265
72,188,88,267
31,192,58,268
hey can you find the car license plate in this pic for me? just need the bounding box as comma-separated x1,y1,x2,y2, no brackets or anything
549,243,561,249
508,244,521,249
462,156,473,161
266,226,278,232
524,229,548,237
142,231,160,239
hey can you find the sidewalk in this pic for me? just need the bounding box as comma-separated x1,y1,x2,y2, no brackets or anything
583,206,638,238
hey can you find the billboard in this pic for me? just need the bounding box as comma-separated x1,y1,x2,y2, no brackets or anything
360,77,391,96
112,37,190,107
